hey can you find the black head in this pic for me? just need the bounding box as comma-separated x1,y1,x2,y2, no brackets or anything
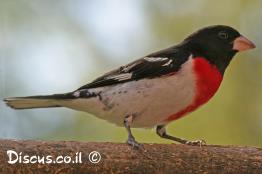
182,25,255,74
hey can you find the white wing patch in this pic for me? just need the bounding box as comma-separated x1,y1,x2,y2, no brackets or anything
123,62,139,72
105,73,132,81
162,59,173,66
144,57,169,62
103,57,171,82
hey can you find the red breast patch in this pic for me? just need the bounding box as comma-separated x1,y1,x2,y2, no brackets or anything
166,57,223,121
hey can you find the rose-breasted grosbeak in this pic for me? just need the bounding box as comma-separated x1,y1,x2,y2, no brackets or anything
4,25,255,148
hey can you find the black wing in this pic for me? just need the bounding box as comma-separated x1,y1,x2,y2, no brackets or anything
78,46,190,90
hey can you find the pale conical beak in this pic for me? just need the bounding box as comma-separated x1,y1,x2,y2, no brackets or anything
233,35,256,52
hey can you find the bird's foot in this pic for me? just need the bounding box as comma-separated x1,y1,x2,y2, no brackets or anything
126,137,142,149
185,139,206,147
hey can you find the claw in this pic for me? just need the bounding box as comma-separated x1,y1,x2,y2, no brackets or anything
185,139,206,147
126,137,142,149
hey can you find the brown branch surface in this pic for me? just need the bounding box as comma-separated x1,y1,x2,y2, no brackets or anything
0,139,261,174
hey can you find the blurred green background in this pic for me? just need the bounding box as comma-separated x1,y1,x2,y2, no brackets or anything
0,0,261,146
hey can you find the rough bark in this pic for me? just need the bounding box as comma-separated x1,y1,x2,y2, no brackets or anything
0,139,261,174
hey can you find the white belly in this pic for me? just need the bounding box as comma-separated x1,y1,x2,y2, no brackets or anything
60,59,196,128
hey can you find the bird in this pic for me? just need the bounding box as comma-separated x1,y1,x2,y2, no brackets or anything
4,25,255,148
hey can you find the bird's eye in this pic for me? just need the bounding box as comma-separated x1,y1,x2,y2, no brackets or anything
218,31,229,39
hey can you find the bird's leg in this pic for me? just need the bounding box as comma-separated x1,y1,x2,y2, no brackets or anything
124,115,140,149
156,125,206,147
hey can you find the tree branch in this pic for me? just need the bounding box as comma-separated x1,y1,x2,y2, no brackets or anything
0,139,261,174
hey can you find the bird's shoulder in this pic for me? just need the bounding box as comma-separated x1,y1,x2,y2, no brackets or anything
77,46,191,90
